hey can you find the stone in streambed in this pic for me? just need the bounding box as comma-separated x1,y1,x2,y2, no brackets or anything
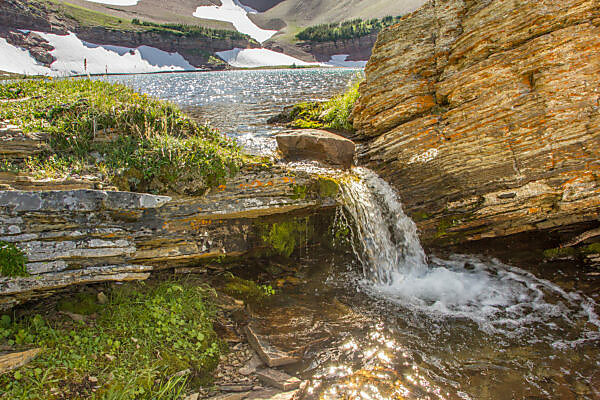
255,368,301,391
275,129,355,169
245,323,300,367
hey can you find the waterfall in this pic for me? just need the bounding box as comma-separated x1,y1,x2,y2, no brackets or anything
340,167,428,284
338,167,600,340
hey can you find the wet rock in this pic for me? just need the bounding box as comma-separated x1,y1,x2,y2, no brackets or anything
276,129,355,169
0,348,42,374
239,351,264,376
245,323,301,367
255,368,301,391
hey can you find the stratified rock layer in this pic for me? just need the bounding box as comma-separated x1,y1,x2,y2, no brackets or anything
0,166,338,308
353,0,600,246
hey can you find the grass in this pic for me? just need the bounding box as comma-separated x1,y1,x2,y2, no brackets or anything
282,73,363,132
0,241,29,277
0,79,244,194
0,280,223,399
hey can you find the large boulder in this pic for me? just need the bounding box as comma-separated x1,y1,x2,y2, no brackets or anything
353,0,600,248
276,129,355,169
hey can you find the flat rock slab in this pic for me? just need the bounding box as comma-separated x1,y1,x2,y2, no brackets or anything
245,323,301,367
0,348,42,374
256,368,301,391
276,129,355,169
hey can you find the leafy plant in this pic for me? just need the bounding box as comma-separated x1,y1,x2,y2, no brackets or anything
0,241,29,277
0,281,223,398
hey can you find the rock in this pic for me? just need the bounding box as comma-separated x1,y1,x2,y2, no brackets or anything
219,385,254,392
184,394,199,400
208,393,251,400
239,351,264,376
96,291,108,305
353,0,600,248
59,311,86,322
0,165,341,308
245,323,301,367
0,348,42,374
255,368,301,391
276,129,355,169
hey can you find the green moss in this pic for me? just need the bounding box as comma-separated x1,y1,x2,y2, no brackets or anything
222,274,275,304
581,243,600,254
291,184,308,200
317,176,339,198
0,281,222,398
543,247,577,258
0,241,29,277
411,211,431,222
261,218,310,258
57,292,101,315
435,213,474,238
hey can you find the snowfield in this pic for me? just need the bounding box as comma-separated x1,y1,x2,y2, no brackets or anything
0,32,195,76
0,38,52,75
193,0,278,43
83,0,139,5
327,54,368,68
216,48,320,68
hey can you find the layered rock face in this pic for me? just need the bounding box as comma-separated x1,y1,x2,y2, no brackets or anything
353,0,600,247
297,33,378,63
0,167,339,309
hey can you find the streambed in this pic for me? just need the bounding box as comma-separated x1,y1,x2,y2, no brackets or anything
99,69,600,399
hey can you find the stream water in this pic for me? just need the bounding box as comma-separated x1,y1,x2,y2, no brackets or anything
100,70,600,398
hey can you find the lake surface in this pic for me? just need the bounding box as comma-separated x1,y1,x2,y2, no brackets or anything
102,69,600,399
100,68,362,155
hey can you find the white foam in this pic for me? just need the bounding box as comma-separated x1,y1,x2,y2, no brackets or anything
193,0,278,43
216,47,319,68
327,54,368,68
341,167,600,341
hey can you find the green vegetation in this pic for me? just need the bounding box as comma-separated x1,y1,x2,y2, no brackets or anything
543,247,577,259
317,176,339,198
222,274,275,304
286,75,363,132
296,16,402,42
0,79,244,194
0,281,223,399
0,241,29,277
261,218,312,258
130,19,254,42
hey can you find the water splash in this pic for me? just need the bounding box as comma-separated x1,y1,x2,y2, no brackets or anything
340,168,600,340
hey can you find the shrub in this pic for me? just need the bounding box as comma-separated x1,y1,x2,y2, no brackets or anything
0,241,28,277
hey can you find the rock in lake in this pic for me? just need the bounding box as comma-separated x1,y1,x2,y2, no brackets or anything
276,129,355,169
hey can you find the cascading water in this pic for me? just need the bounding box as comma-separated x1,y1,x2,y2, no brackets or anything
340,167,600,341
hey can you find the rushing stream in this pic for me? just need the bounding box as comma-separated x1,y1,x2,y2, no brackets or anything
98,70,599,398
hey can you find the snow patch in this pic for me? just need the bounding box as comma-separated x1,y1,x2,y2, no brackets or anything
327,54,368,68
217,47,318,68
0,37,51,75
193,0,277,43
0,32,195,76
83,0,139,5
